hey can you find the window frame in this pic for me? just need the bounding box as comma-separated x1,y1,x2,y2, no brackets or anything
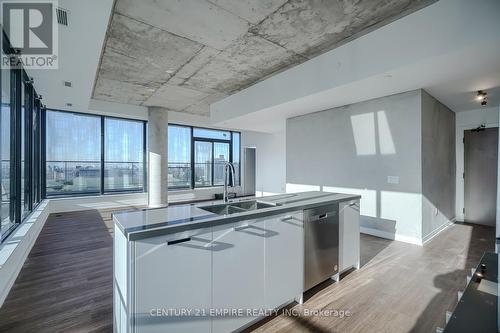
0,32,43,242
168,123,241,190
44,108,148,198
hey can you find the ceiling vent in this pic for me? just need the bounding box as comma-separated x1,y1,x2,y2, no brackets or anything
56,7,69,26
63,81,72,87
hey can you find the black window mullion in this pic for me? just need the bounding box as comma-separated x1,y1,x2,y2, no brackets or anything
190,127,194,189
12,68,21,225
229,132,233,187
100,116,105,194
143,121,147,193
211,142,214,186
40,106,46,199
24,79,33,212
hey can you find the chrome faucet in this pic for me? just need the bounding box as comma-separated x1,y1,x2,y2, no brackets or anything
223,161,236,203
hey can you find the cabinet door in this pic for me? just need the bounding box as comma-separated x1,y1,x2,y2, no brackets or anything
134,228,212,333
339,200,360,272
264,211,304,309
212,219,266,333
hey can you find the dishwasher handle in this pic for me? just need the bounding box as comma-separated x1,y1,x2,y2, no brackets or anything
308,211,337,222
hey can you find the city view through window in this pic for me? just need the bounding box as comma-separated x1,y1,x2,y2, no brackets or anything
45,111,145,195
168,125,240,189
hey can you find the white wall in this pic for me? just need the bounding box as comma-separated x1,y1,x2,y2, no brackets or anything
455,107,499,221
241,127,287,197
287,90,424,243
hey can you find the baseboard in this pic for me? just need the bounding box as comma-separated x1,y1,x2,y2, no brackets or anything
0,200,50,307
360,226,423,246
422,219,454,245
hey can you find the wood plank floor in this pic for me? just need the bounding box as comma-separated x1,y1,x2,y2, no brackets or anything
0,209,494,333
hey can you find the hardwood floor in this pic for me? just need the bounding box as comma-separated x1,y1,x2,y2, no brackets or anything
0,209,494,333
0,208,120,333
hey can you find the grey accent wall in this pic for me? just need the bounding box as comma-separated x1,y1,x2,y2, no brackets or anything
287,90,423,241
421,90,456,239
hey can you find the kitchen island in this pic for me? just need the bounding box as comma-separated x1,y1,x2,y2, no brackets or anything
113,191,360,333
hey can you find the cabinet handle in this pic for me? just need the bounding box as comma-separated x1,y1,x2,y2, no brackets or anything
167,237,191,245
349,202,358,207
280,216,293,221
234,224,250,231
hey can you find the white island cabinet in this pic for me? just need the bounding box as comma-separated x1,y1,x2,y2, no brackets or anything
212,211,304,332
264,211,304,309
339,199,360,272
113,192,361,333
212,218,266,332
133,227,213,333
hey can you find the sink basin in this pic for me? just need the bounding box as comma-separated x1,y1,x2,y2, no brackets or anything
199,200,277,216
229,200,276,210
200,204,247,215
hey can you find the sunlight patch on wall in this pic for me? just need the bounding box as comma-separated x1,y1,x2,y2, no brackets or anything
350,111,396,156
377,111,396,155
350,113,376,155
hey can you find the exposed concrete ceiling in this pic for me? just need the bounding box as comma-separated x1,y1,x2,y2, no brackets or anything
211,0,500,132
92,0,436,116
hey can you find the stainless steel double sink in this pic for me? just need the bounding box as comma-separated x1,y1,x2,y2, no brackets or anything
199,199,279,216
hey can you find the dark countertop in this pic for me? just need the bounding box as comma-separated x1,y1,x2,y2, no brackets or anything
113,191,360,241
444,252,498,332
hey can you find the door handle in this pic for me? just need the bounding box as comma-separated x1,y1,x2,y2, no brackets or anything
167,237,191,245
280,216,293,221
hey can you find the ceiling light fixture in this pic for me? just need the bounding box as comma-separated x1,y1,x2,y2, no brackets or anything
477,90,488,106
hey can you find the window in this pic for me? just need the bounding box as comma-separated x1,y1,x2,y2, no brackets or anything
46,111,101,195
213,142,230,185
104,118,144,192
1,50,13,240
45,110,146,197
1,33,43,242
232,132,240,186
194,141,212,187
168,125,241,189
168,125,191,188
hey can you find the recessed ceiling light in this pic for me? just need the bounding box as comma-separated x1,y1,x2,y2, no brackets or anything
477,90,488,106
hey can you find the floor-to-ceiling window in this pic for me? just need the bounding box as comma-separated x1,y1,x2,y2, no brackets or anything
0,43,13,240
0,32,43,242
168,125,191,188
45,109,147,197
168,124,241,190
45,111,101,195
104,118,144,192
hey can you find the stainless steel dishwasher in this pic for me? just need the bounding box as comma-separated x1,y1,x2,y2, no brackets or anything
304,204,339,291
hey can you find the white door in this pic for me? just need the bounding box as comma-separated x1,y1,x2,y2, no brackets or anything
212,220,266,333
134,228,213,333
264,211,304,309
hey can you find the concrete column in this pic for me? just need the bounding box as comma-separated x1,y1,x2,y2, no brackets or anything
148,107,168,207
